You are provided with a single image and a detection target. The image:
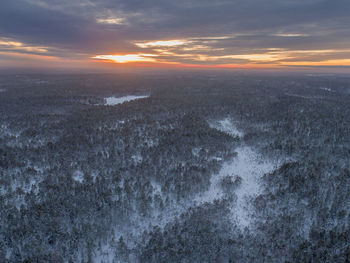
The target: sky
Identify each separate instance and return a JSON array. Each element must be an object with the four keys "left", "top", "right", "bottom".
[{"left": 1, "top": 0, "right": 350, "bottom": 72}]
